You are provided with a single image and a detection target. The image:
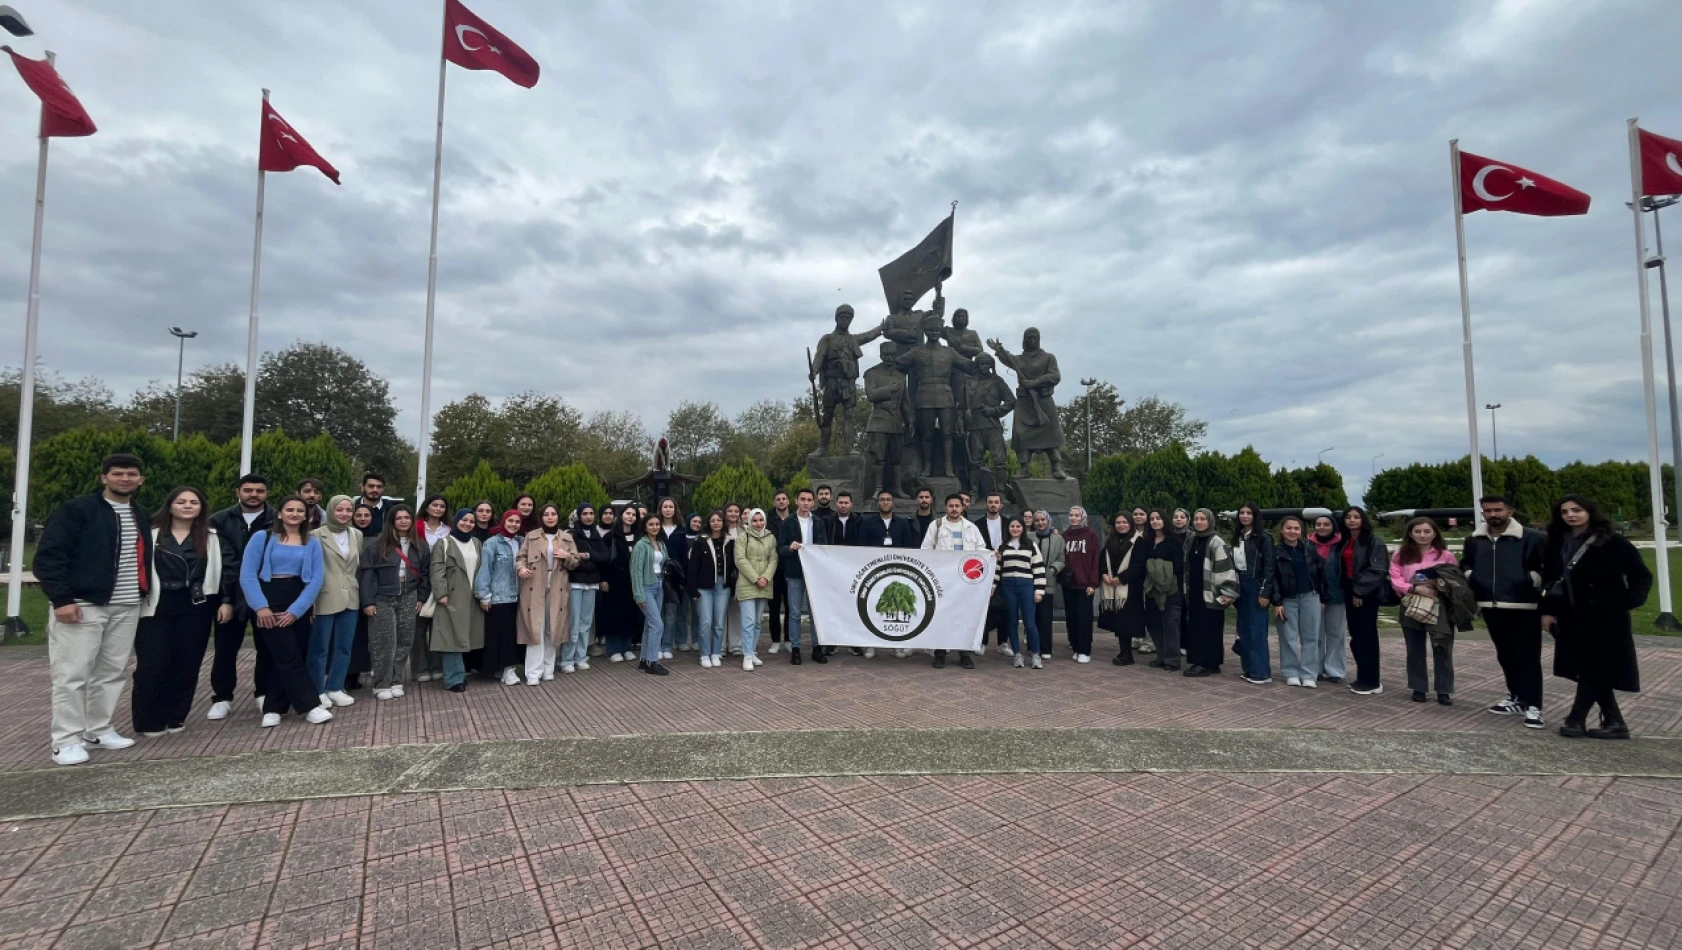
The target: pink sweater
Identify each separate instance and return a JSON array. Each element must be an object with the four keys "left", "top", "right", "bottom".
[{"left": 1389, "top": 547, "right": 1457, "bottom": 598}]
